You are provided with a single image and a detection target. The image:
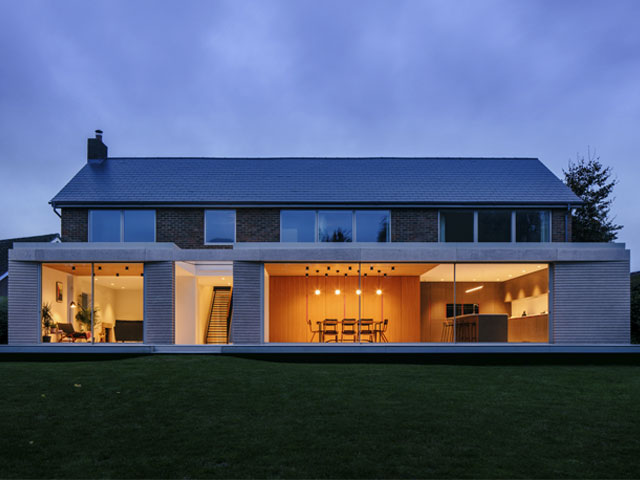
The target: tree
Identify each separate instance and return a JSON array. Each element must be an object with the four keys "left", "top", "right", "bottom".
[{"left": 563, "top": 148, "right": 622, "bottom": 242}]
